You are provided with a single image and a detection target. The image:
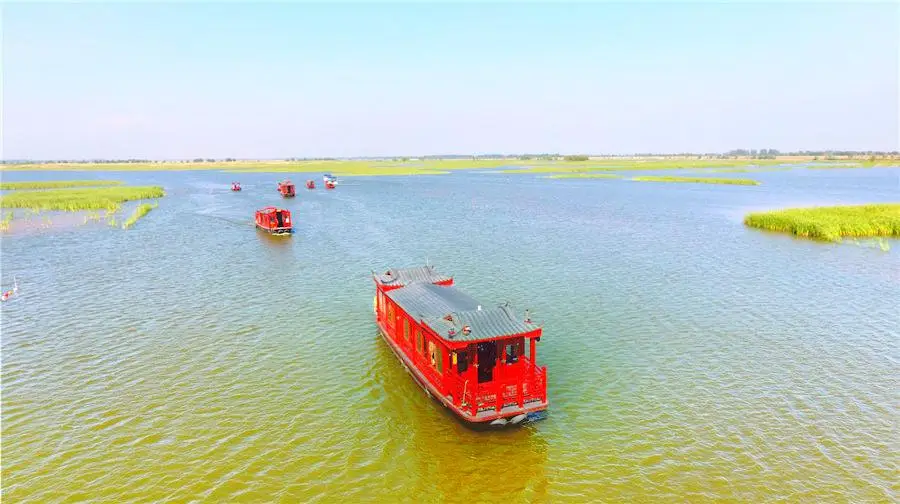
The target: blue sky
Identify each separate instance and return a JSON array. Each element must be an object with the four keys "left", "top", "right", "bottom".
[{"left": 3, "top": 2, "right": 898, "bottom": 159}]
